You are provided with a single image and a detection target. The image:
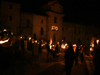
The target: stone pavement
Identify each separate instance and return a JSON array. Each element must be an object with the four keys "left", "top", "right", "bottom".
[
  {"left": 24, "top": 49, "right": 88, "bottom": 75},
  {"left": 0, "top": 49, "right": 89, "bottom": 75},
  {"left": 83, "top": 53, "right": 95, "bottom": 75}
]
